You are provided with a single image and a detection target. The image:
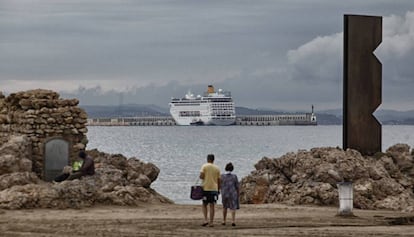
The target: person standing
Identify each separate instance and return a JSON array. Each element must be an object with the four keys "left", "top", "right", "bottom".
[
  {"left": 220, "top": 162, "right": 240, "bottom": 226},
  {"left": 199, "top": 154, "right": 221, "bottom": 227}
]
